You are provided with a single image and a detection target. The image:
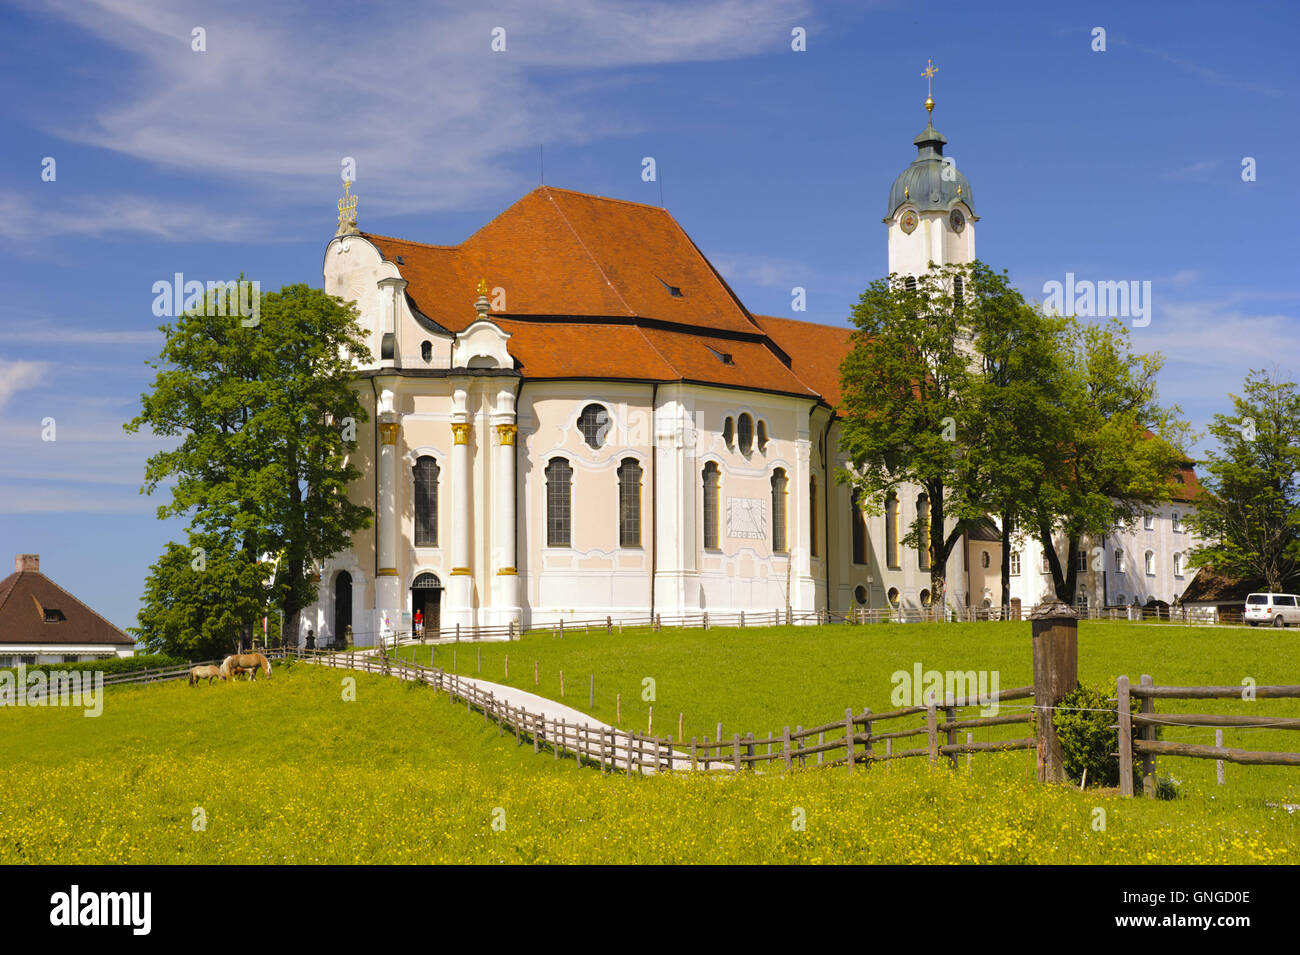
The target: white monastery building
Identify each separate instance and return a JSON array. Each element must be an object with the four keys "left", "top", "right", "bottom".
[{"left": 303, "top": 95, "right": 1199, "bottom": 644}]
